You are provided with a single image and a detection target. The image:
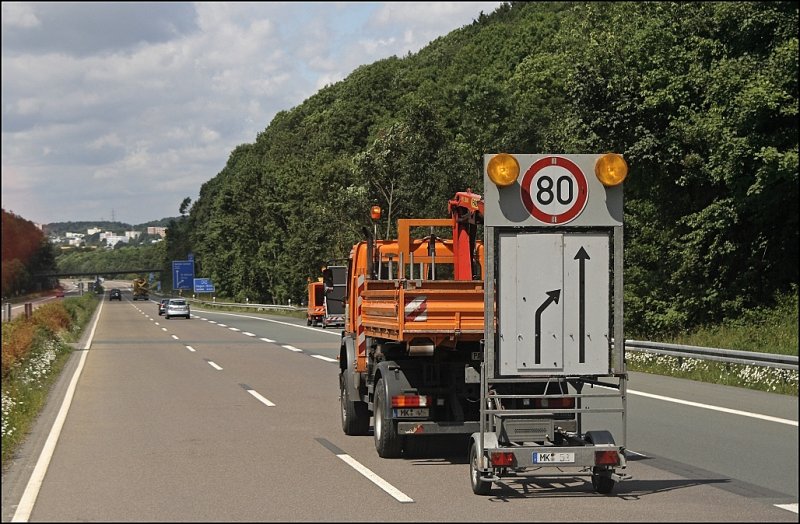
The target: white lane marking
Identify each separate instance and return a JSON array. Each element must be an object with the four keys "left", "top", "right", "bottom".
[
  {"left": 208, "top": 320, "right": 217, "bottom": 324},
  {"left": 192, "top": 308, "right": 340, "bottom": 336},
  {"left": 161, "top": 327, "right": 167, "bottom": 332},
  {"left": 200, "top": 317, "right": 207, "bottom": 320},
  {"left": 260, "top": 337, "right": 275, "bottom": 343},
  {"left": 311, "top": 355, "right": 337, "bottom": 363},
  {"left": 154, "top": 322, "right": 160, "bottom": 325},
  {"left": 629, "top": 389, "right": 798, "bottom": 427},
  {"left": 186, "top": 346, "right": 196, "bottom": 352},
  {"left": 242, "top": 332, "right": 256, "bottom": 337},
  {"left": 207, "top": 361, "right": 223, "bottom": 371},
  {"left": 217, "top": 324, "right": 227, "bottom": 327},
  {"left": 171, "top": 335, "right": 179, "bottom": 340},
  {"left": 12, "top": 299, "right": 105, "bottom": 522},
  {"left": 247, "top": 389, "right": 276, "bottom": 407},
  {"left": 625, "top": 449, "right": 649, "bottom": 458},
  {"left": 229, "top": 327, "right": 241, "bottom": 332},
  {"left": 335, "top": 453, "right": 414, "bottom": 503},
  {"left": 775, "top": 503, "right": 798, "bottom": 514},
  {"left": 282, "top": 345, "right": 303, "bottom": 352}
]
